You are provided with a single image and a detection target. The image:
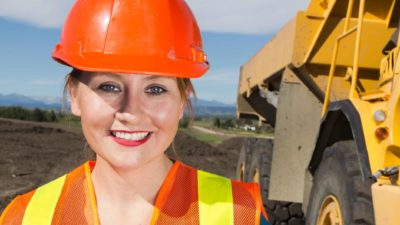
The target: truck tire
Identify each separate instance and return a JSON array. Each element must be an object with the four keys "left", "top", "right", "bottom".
[
  {"left": 236, "top": 138, "right": 258, "bottom": 181},
  {"left": 248, "top": 139, "right": 305, "bottom": 225},
  {"left": 306, "top": 141, "right": 375, "bottom": 225}
]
